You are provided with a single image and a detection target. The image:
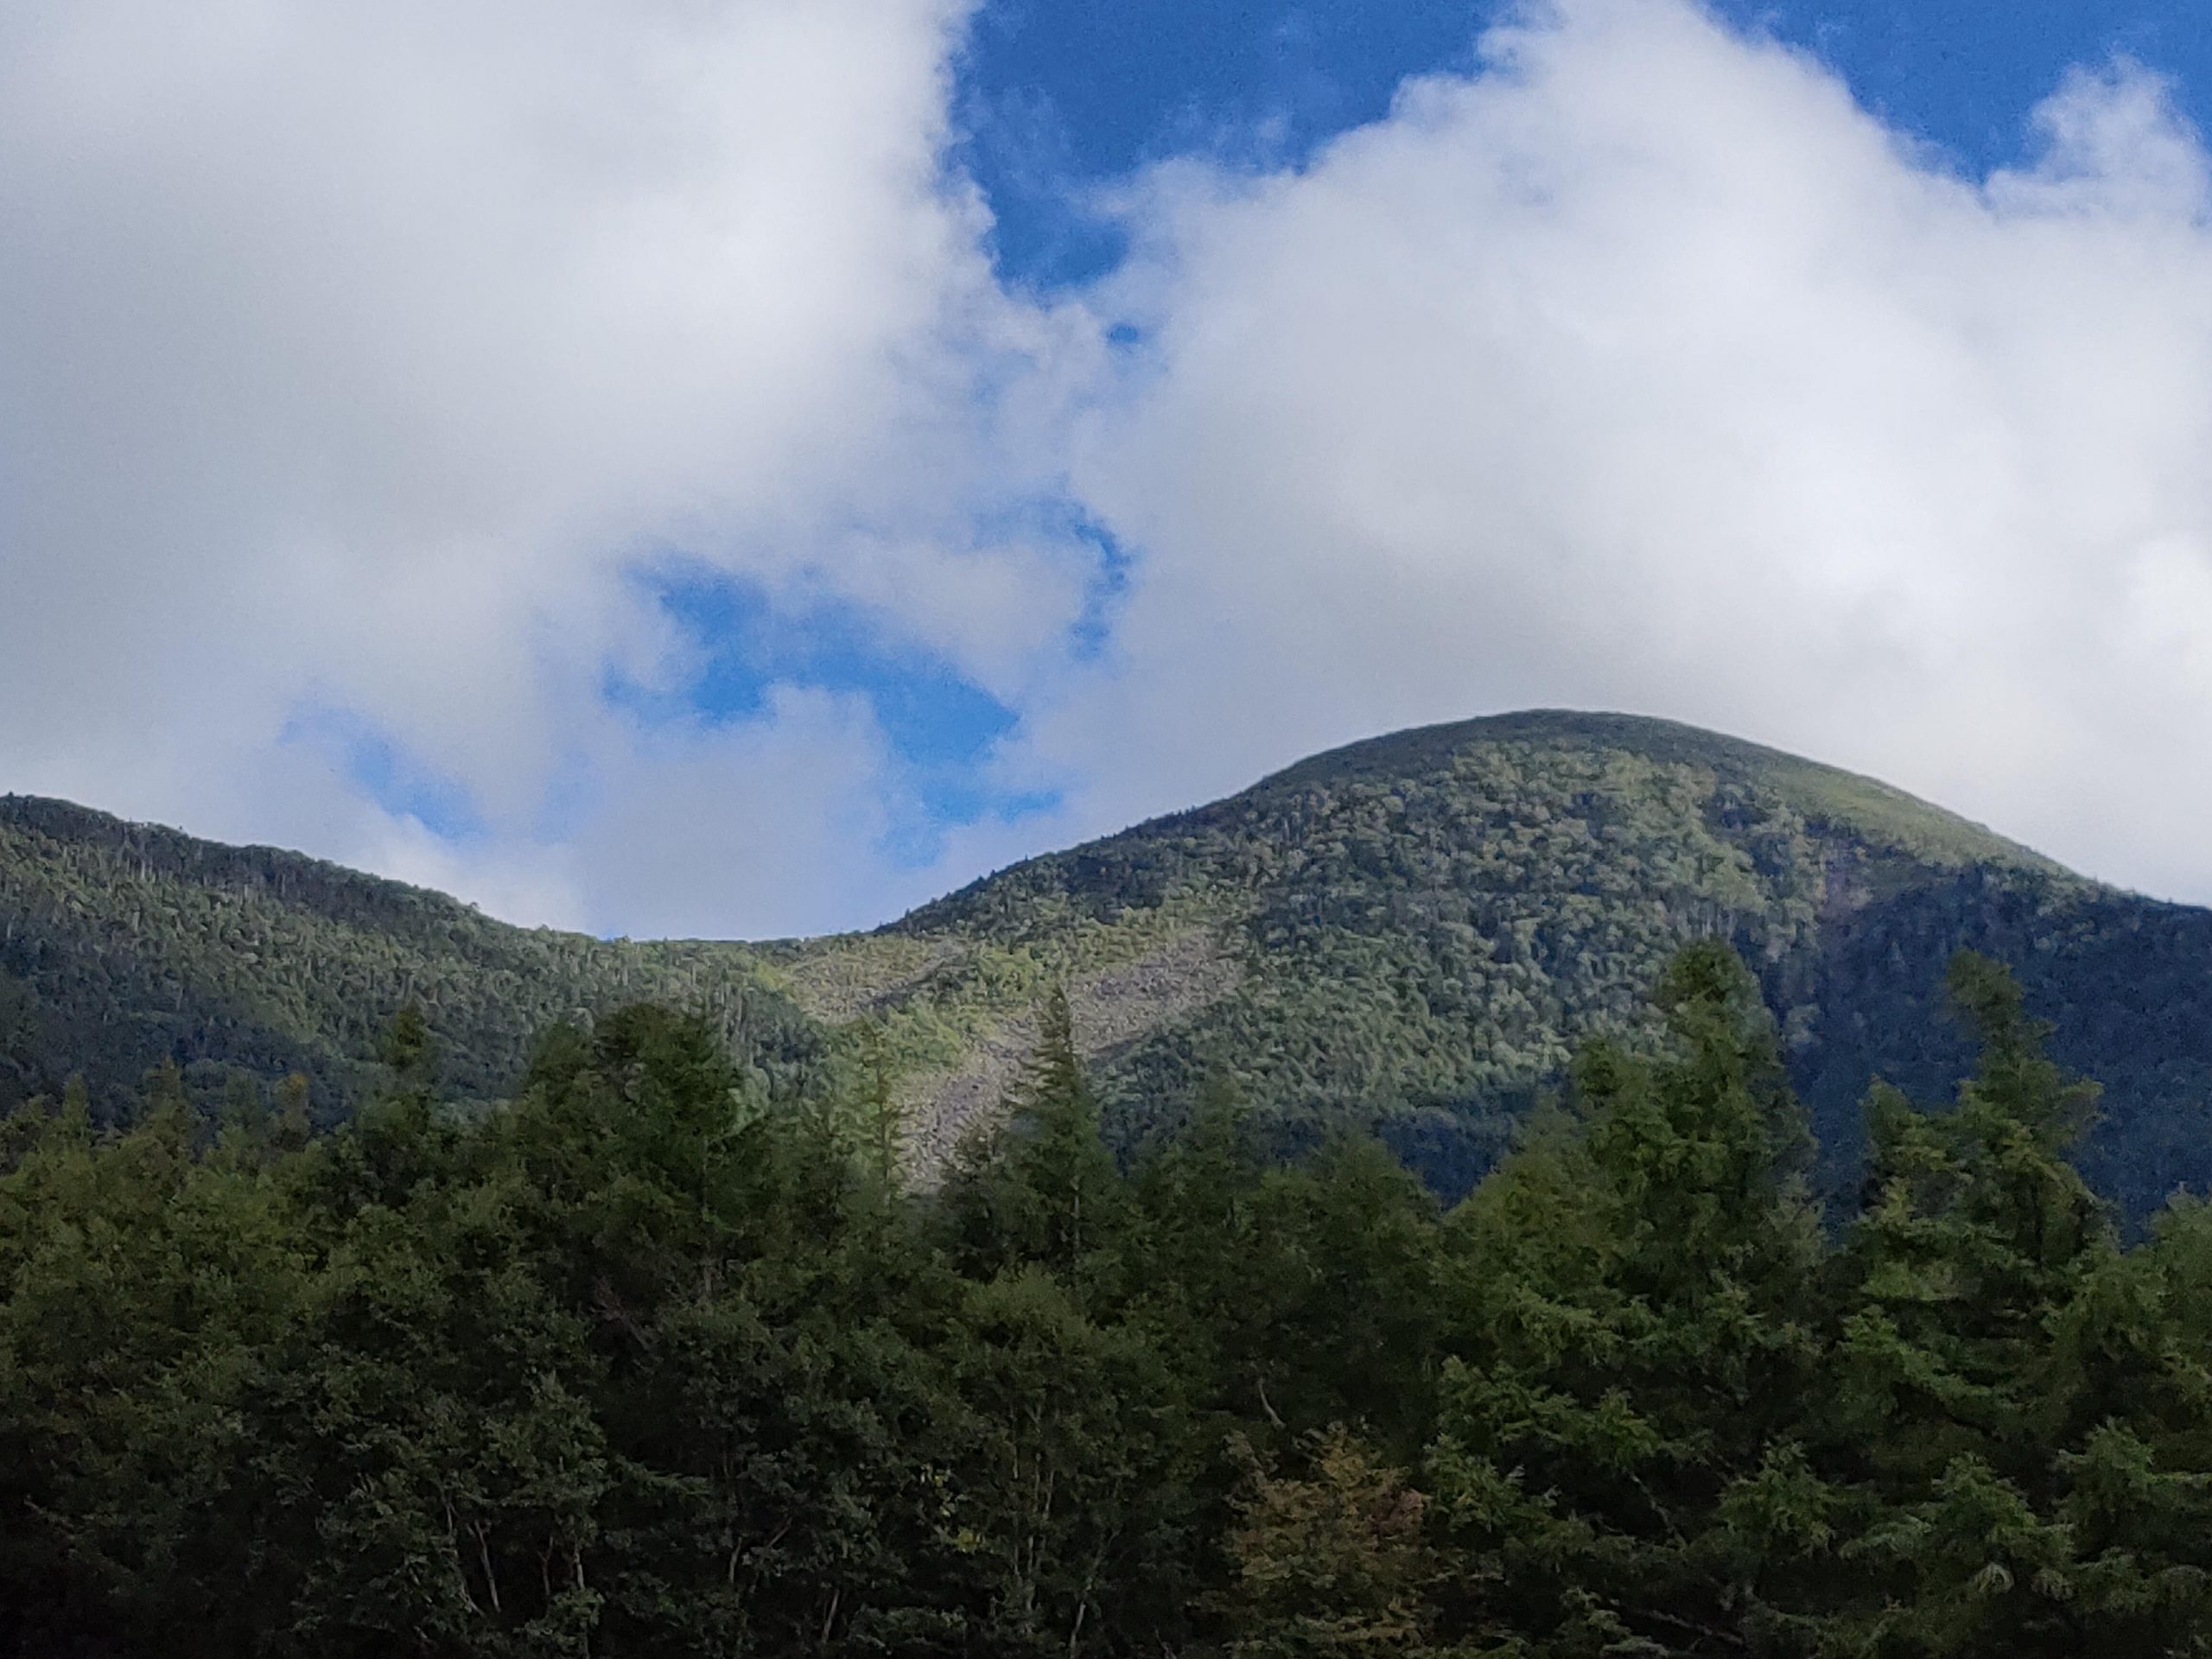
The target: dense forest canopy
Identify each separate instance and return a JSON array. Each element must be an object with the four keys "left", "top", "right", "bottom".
[{"left": 8, "top": 944, "right": 2212, "bottom": 1655}]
